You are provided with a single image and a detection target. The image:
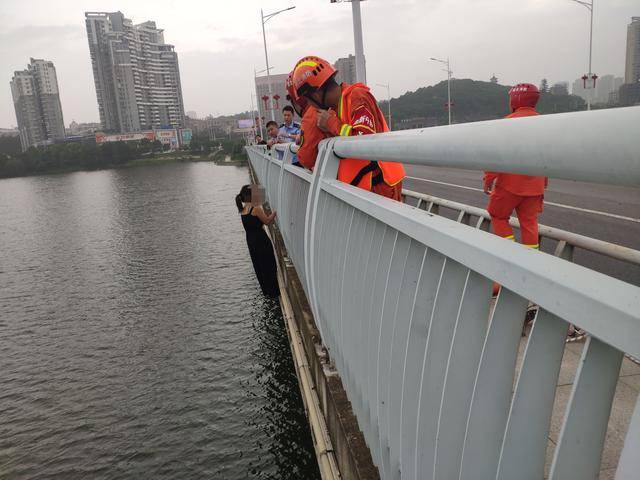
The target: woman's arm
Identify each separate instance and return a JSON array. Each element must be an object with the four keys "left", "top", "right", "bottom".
[{"left": 253, "top": 206, "right": 276, "bottom": 225}]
